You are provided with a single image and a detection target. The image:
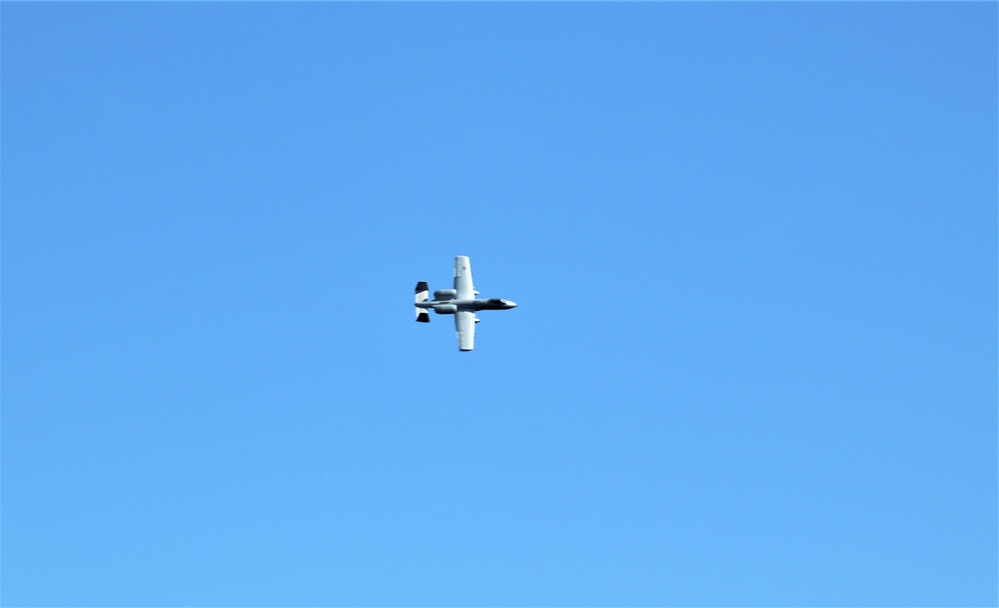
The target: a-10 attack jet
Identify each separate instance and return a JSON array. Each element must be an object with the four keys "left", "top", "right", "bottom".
[{"left": 415, "top": 256, "right": 517, "bottom": 351}]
